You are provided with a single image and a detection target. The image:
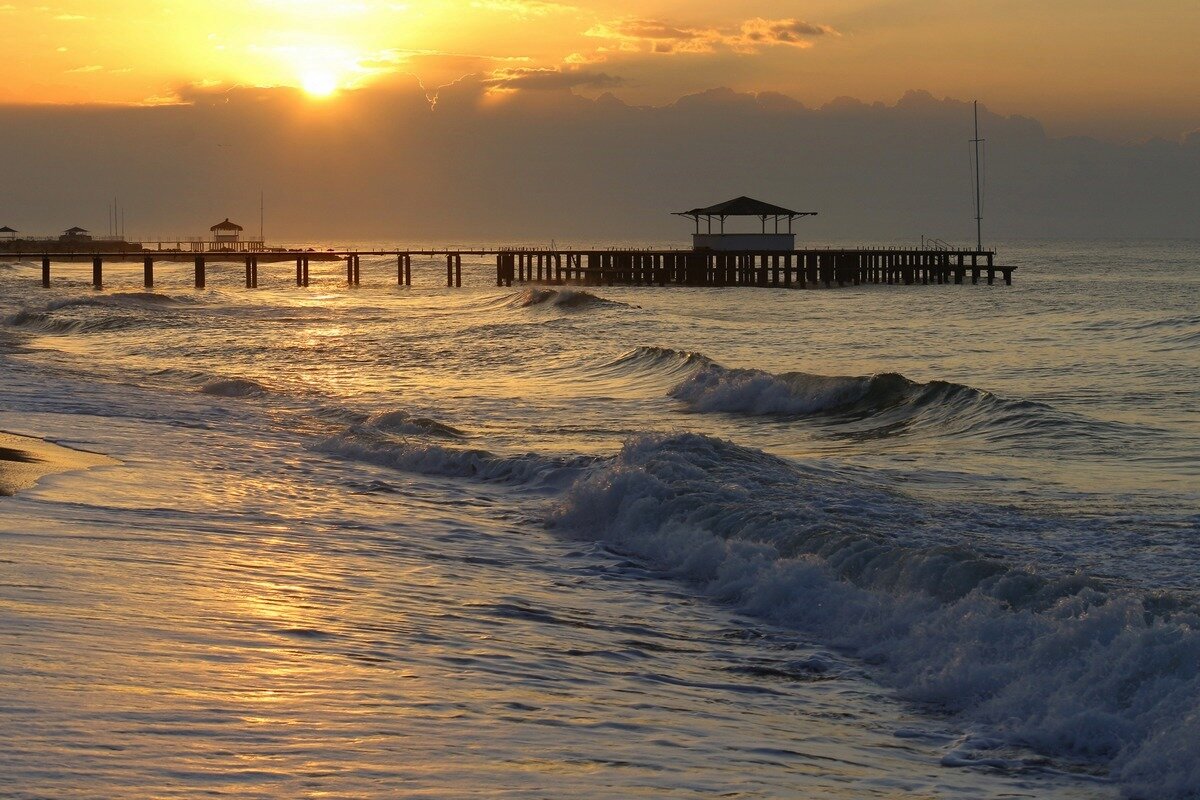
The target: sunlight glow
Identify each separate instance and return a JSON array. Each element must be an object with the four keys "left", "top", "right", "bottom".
[{"left": 301, "top": 70, "right": 340, "bottom": 98}]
